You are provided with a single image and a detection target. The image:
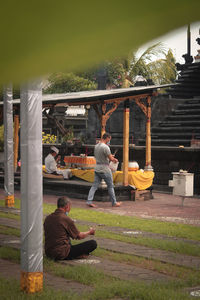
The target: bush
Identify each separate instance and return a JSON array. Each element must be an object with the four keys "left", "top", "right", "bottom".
[{"left": 43, "top": 72, "right": 97, "bottom": 94}]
